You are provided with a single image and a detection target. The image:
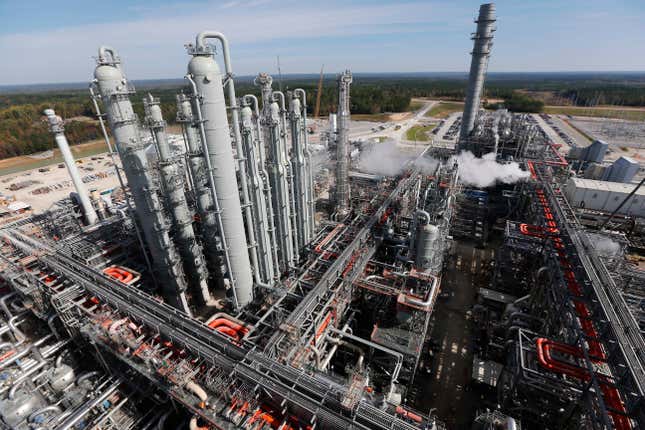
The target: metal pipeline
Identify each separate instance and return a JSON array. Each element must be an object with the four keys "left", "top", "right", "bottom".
[
  {"left": 294, "top": 88, "right": 316, "bottom": 240},
  {"left": 55, "top": 380, "right": 120, "bottom": 430},
  {"left": 185, "top": 380, "right": 208, "bottom": 406},
  {"left": 244, "top": 94, "right": 280, "bottom": 280},
  {"left": 0, "top": 334, "right": 53, "bottom": 370},
  {"left": 274, "top": 90, "right": 300, "bottom": 260},
  {"left": 240, "top": 100, "right": 275, "bottom": 285},
  {"left": 28, "top": 405, "right": 62, "bottom": 423},
  {"left": 76, "top": 371, "right": 102, "bottom": 386},
  {"left": 0, "top": 292, "right": 17, "bottom": 318},
  {"left": 328, "top": 327, "right": 402, "bottom": 395},
  {"left": 189, "top": 415, "right": 209, "bottom": 430}
]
